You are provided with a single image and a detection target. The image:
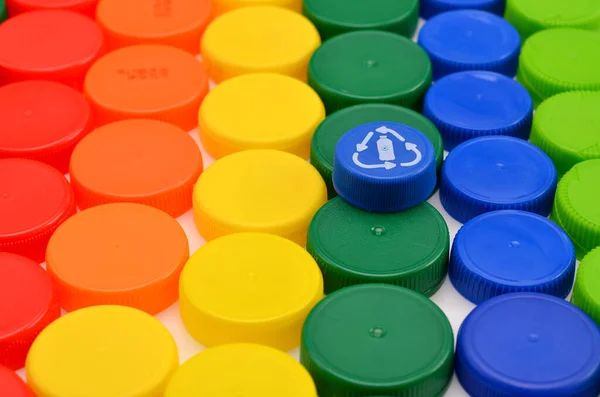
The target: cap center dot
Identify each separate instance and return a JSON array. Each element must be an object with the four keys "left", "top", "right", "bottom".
[
  {"left": 370, "top": 226, "right": 386, "bottom": 236},
  {"left": 528, "top": 333, "right": 540, "bottom": 343},
  {"left": 365, "top": 59, "right": 378, "bottom": 68},
  {"left": 509, "top": 240, "right": 521, "bottom": 248},
  {"left": 369, "top": 326, "right": 387, "bottom": 339}
]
